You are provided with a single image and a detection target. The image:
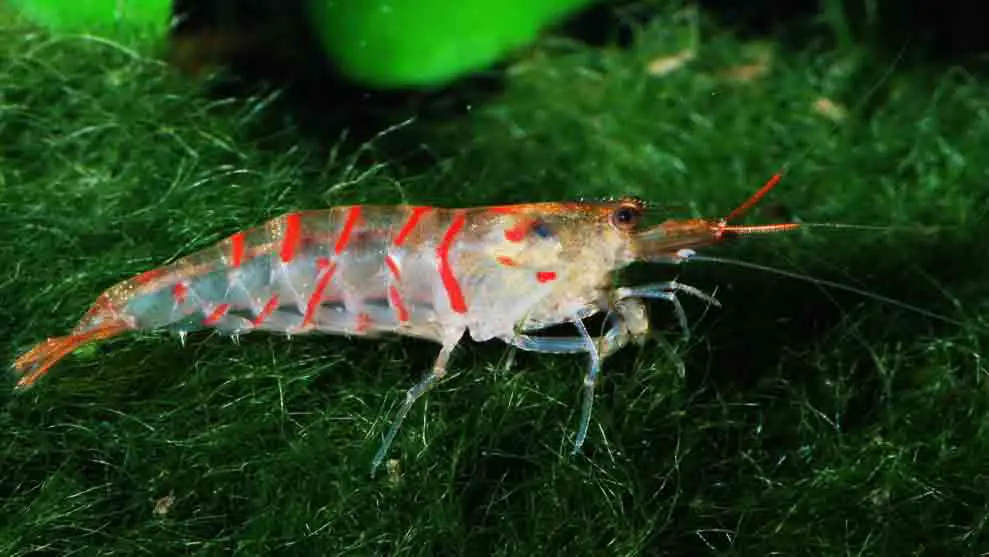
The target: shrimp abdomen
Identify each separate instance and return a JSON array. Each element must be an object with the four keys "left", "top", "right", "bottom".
[{"left": 116, "top": 206, "right": 470, "bottom": 340}]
